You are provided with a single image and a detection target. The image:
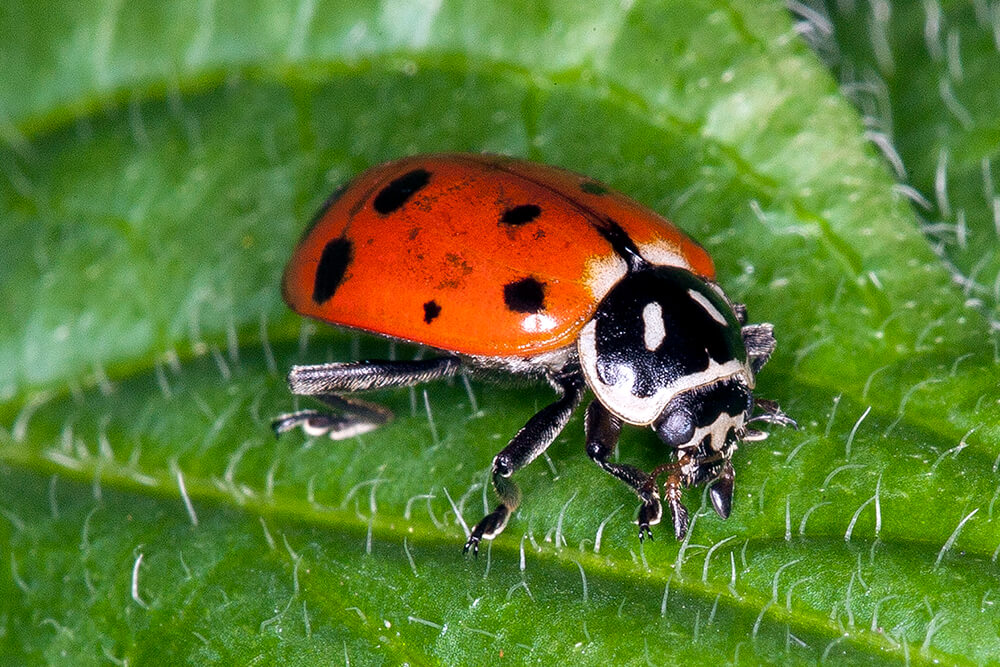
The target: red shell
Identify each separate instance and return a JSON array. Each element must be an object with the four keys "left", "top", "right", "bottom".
[{"left": 282, "top": 153, "right": 714, "bottom": 357}]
